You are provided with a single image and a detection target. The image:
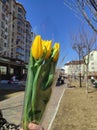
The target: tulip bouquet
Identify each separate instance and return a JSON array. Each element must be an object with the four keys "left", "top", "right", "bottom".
[{"left": 21, "top": 35, "right": 60, "bottom": 130}]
